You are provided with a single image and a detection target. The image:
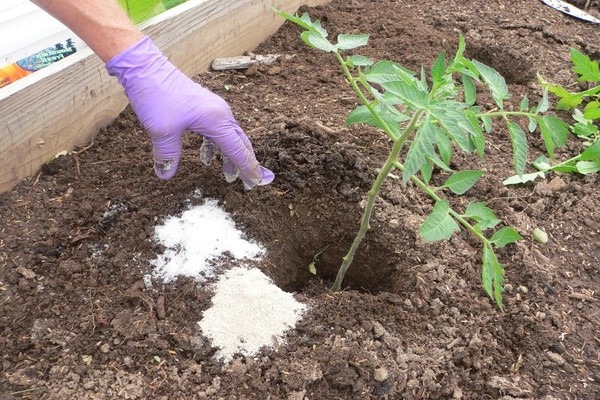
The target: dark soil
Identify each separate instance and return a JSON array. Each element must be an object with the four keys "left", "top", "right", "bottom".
[{"left": 2, "top": 0, "right": 600, "bottom": 399}]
